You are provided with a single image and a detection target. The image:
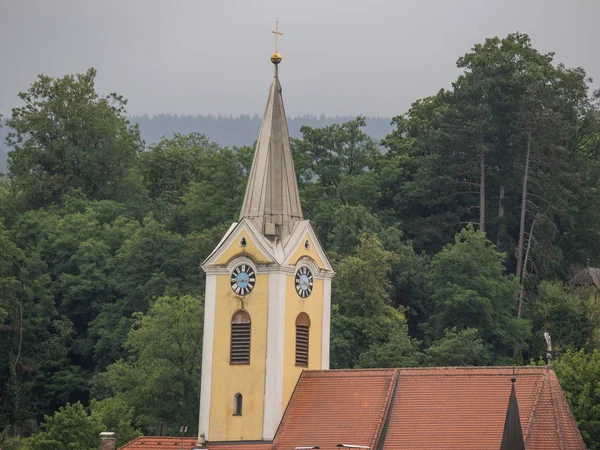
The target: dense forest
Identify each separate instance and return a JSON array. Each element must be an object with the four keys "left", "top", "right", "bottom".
[{"left": 1, "top": 33, "right": 600, "bottom": 449}]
